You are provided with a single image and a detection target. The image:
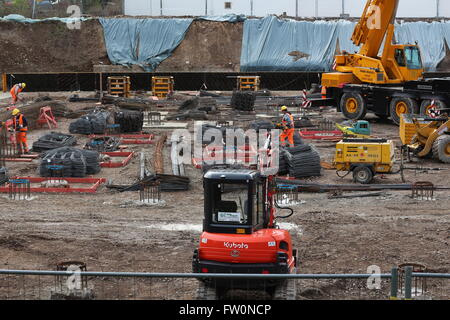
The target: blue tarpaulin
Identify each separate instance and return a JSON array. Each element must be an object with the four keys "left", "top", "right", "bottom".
[
  {"left": 395, "top": 22, "right": 446, "bottom": 71},
  {"left": 197, "top": 14, "right": 247, "bottom": 23},
  {"left": 6, "top": 13, "right": 448, "bottom": 72},
  {"left": 240, "top": 16, "right": 449, "bottom": 72},
  {"left": 0, "top": 14, "right": 89, "bottom": 24},
  {"left": 99, "top": 18, "right": 193, "bottom": 71},
  {"left": 240, "top": 16, "right": 340, "bottom": 72},
  {"left": 99, "top": 15, "right": 245, "bottom": 71},
  {"left": 336, "top": 21, "right": 359, "bottom": 54}
]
